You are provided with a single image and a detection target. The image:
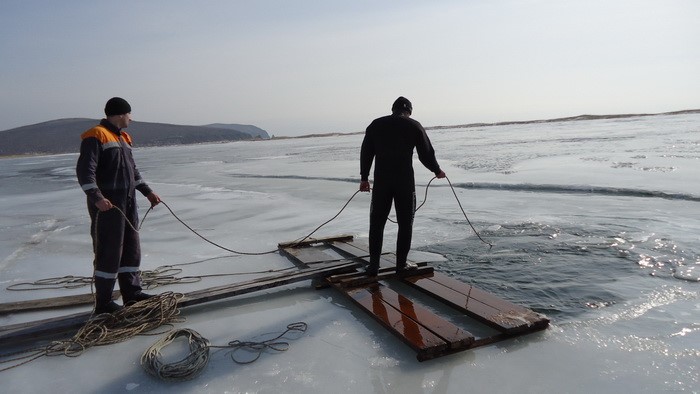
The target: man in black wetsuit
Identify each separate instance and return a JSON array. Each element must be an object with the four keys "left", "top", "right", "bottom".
[{"left": 359, "top": 97, "right": 446, "bottom": 276}]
